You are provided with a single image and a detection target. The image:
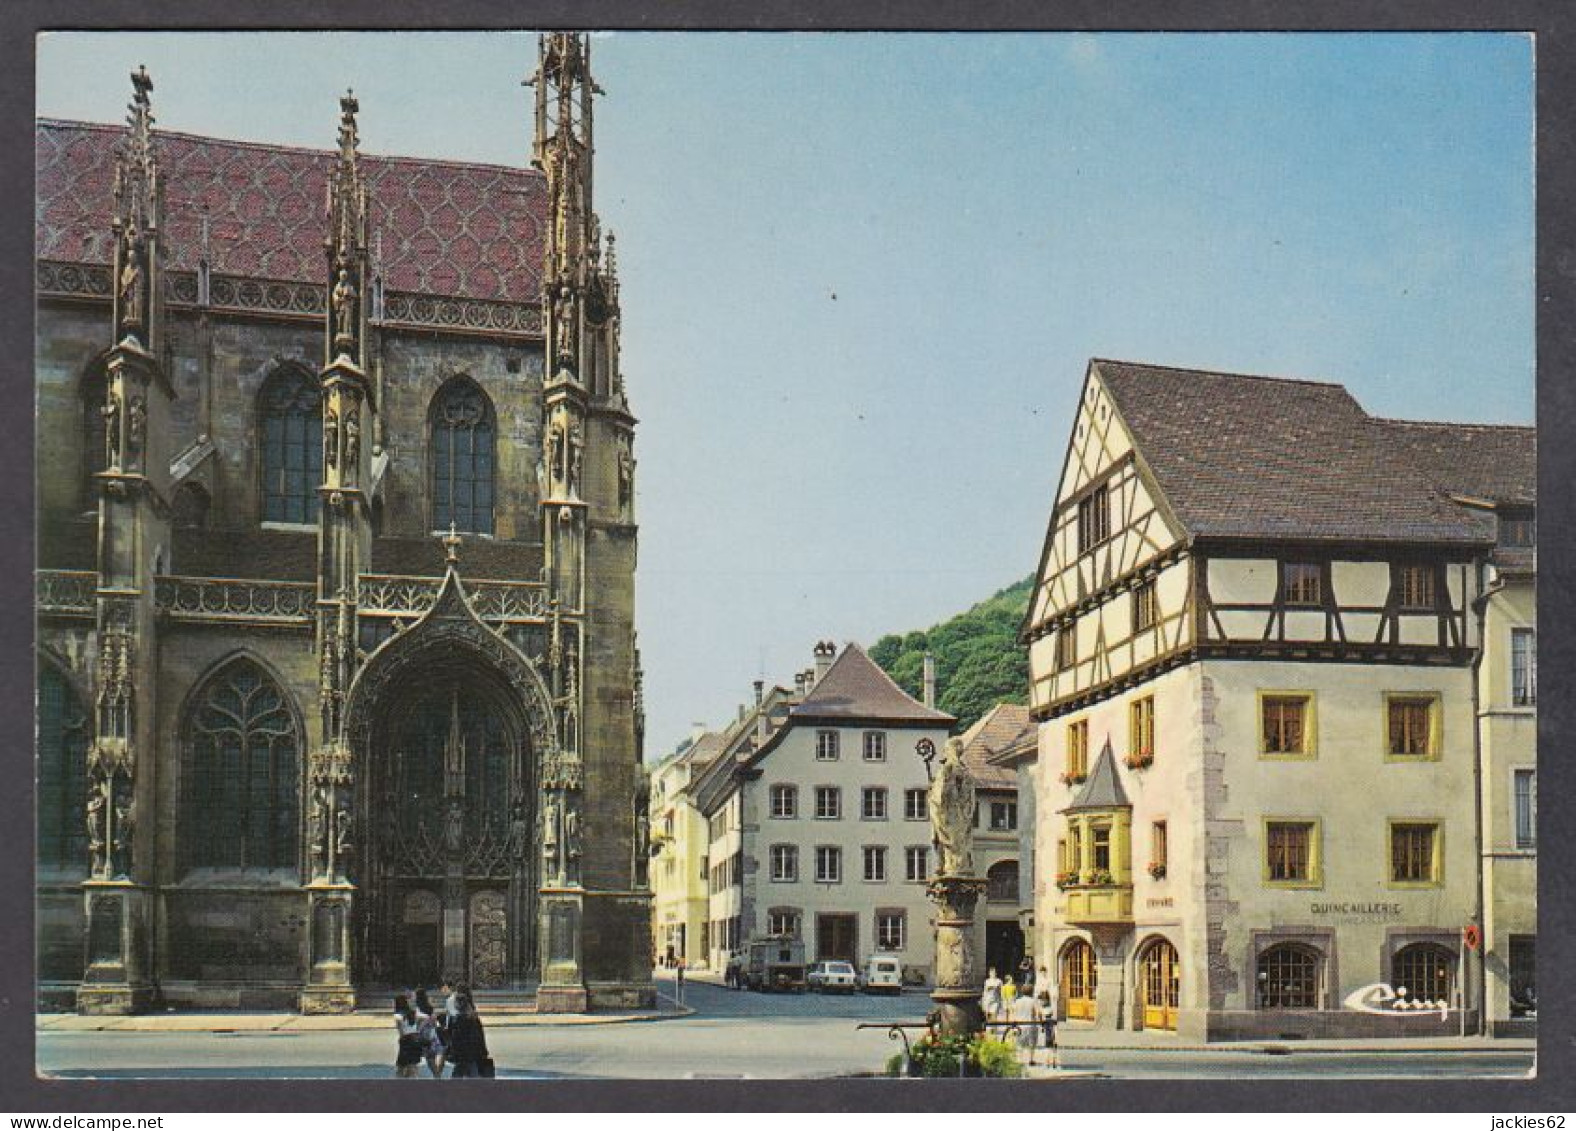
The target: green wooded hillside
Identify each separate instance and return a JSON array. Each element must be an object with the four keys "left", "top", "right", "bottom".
[{"left": 868, "top": 575, "right": 1034, "bottom": 732}]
